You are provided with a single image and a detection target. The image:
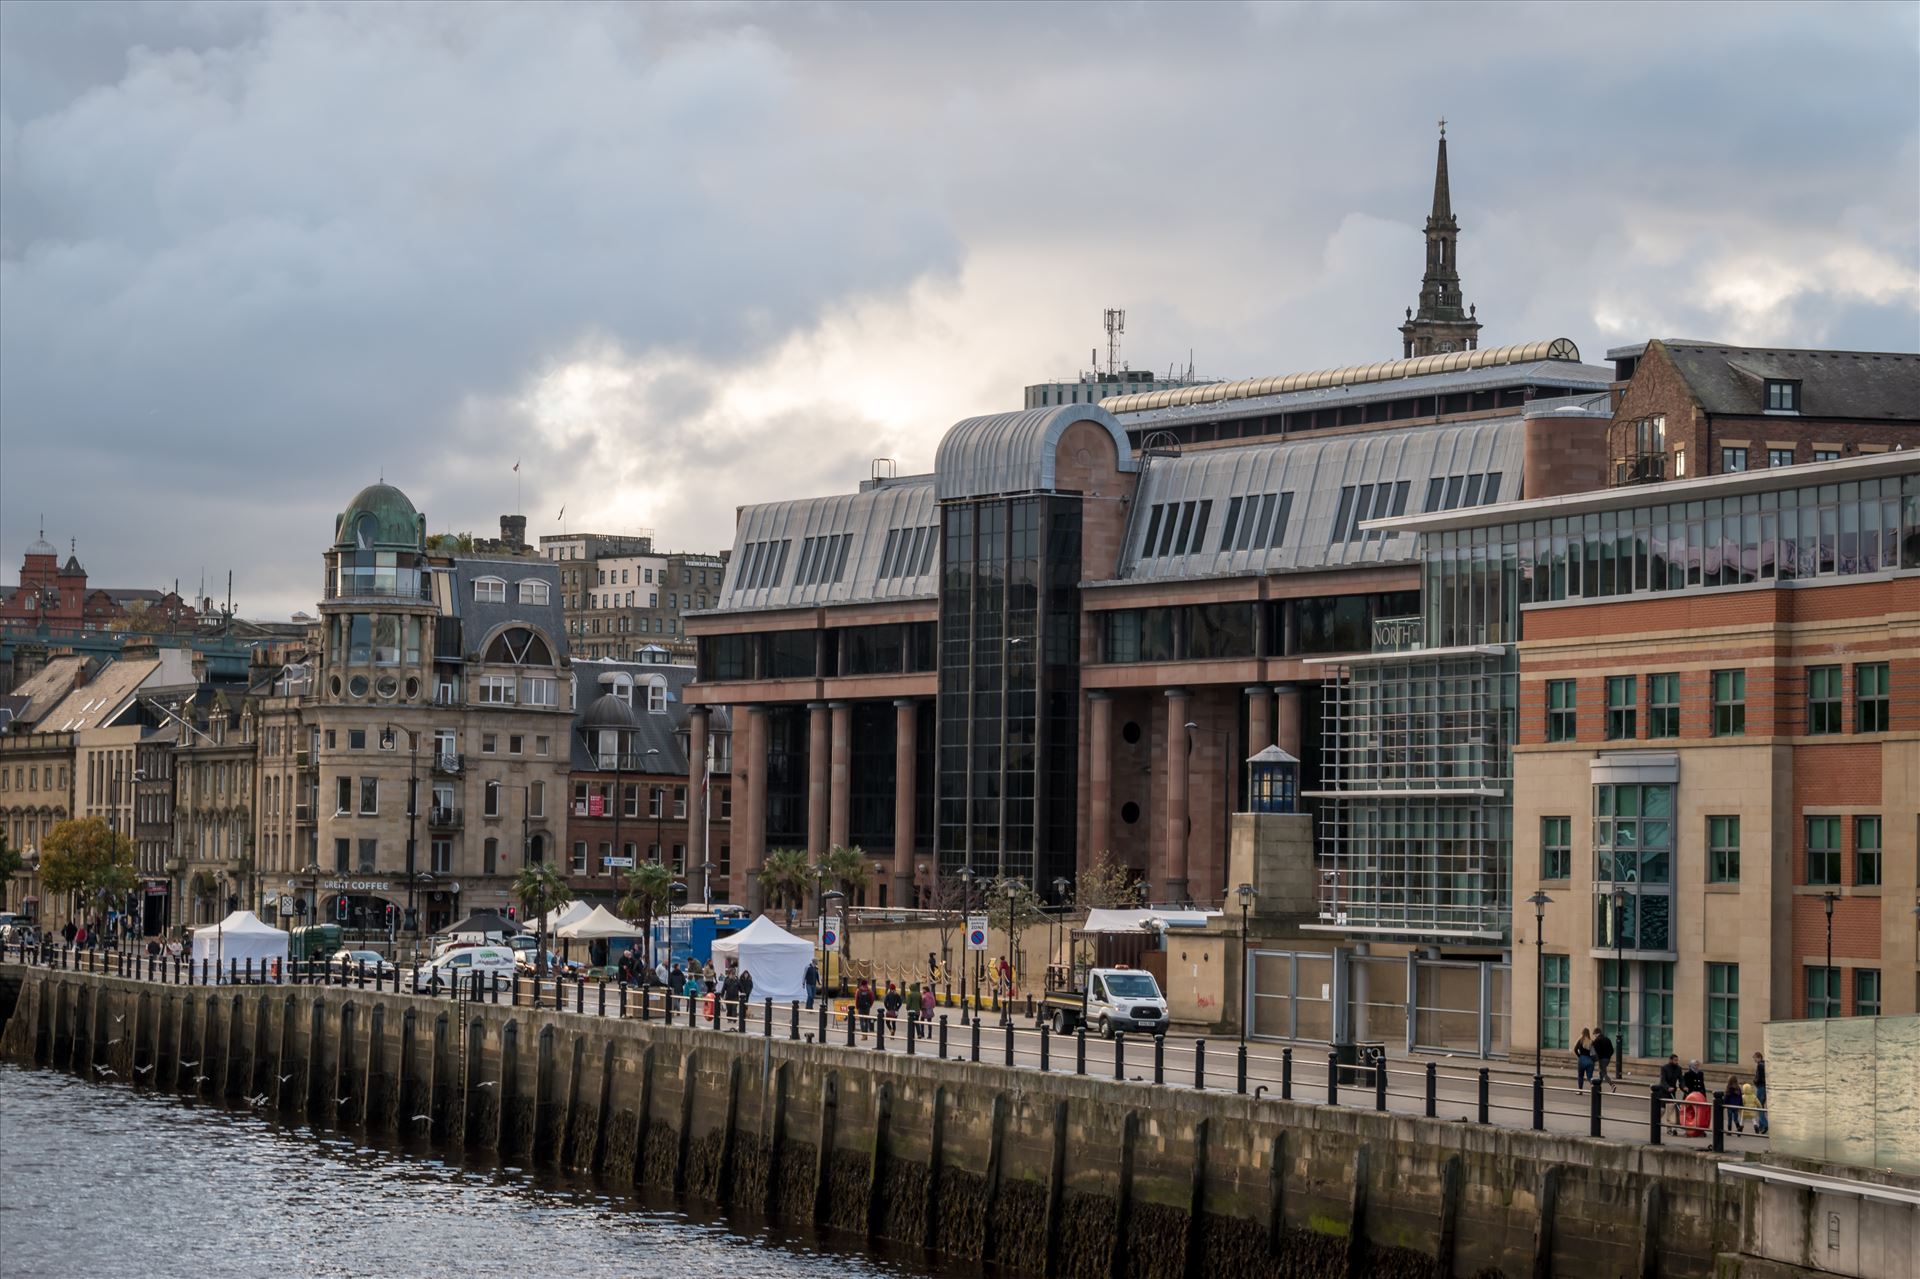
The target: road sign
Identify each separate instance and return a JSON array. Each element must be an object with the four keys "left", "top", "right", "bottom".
[
  {"left": 821, "top": 915, "right": 840, "bottom": 949},
  {"left": 966, "top": 914, "right": 989, "bottom": 951}
]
